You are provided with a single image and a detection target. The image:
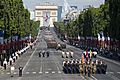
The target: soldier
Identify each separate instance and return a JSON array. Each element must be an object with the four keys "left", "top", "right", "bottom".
[
  {"left": 87, "top": 65, "right": 91, "bottom": 77},
  {"left": 3, "top": 58, "right": 7, "bottom": 70},
  {"left": 19, "top": 66, "right": 23, "bottom": 77},
  {"left": 17, "top": 50, "right": 21, "bottom": 57},
  {"left": 42, "top": 50, "right": 45, "bottom": 57},
  {"left": 15, "top": 52, "right": 19, "bottom": 60},
  {"left": 68, "top": 60, "right": 72, "bottom": 74},
  {"left": 13, "top": 54, "right": 16, "bottom": 63},
  {"left": 76, "top": 60, "right": 80, "bottom": 73},
  {"left": 30, "top": 42, "right": 33, "bottom": 49},
  {"left": 71, "top": 59, "right": 76, "bottom": 73},
  {"left": 70, "top": 51, "right": 74, "bottom": 58},
  {"left": 9, "top": 56, "right": 13, "bottom": 66},
  {"left": 96, "top": 60, "right": 101, "bottom": 74},
  {"left": 38, "top": 51, "right": 41, "bottom": 57},
  {"left": 66, "top": 51, "right": 69, "bottom": 58},
  {"left": 62, "top": 51, "right": 65, "bottom": 58},
  {"left": 46, "top": 51, "right": 49, "bottom": 58},
  {"left": 63, "top": 60, "right": 68, "bottom": 73},
  {"left": 57, "top": 43, "right": 61, "bottom": 50}
]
